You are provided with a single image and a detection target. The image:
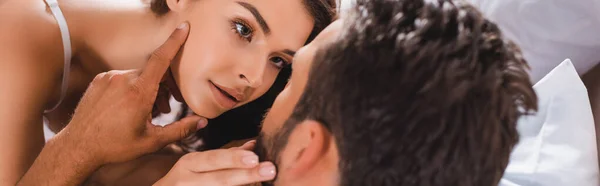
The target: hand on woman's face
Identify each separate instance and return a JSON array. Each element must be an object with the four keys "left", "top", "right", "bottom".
[{"left": 169, "top": 0, "right": 314, "bottom": 118}]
